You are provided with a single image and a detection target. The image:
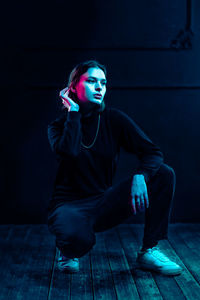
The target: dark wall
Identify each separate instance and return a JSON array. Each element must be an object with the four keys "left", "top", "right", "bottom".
[{"left": 1, "top": 0, "right": 200, "bottom": 224}]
